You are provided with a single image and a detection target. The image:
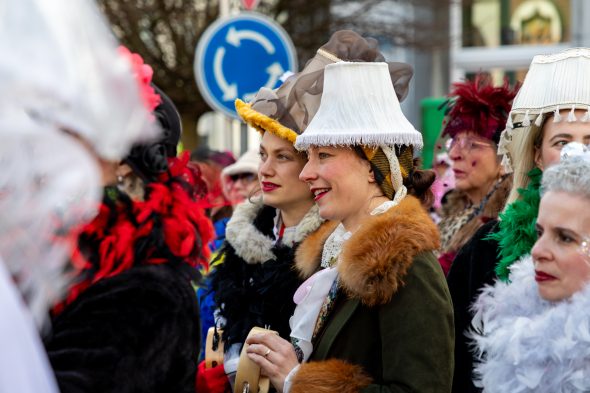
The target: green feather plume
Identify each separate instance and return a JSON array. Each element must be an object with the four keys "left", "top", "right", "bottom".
[{"left": 487, "top": 168, "right": 542, "bottom": 281}]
